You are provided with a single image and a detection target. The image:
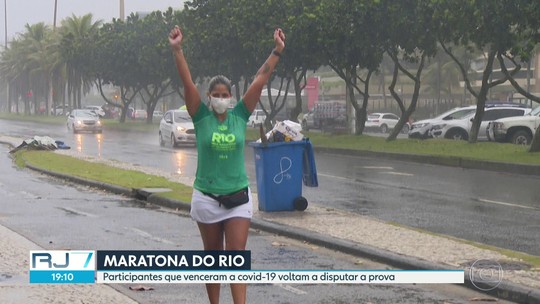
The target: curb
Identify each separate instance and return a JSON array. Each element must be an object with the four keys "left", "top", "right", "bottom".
[{"left": 315, "top": 147, "right": 540, "bottom": 177}]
